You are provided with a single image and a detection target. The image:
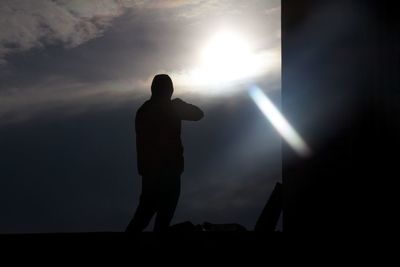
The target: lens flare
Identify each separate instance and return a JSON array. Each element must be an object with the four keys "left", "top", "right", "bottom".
[{"left": 249, "top": 86, "right": 311, "bottom": 157}]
